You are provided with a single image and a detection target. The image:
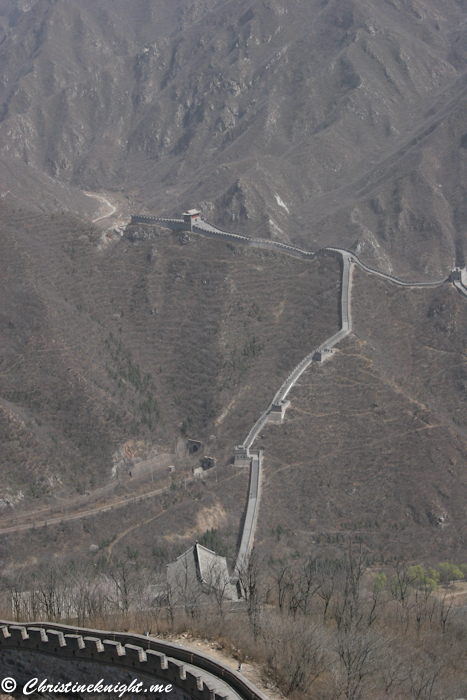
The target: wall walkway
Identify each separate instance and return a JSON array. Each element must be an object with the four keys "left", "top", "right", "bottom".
[
  {"left": 453, "top": 279, "right": 467, "bottom": 298},
  {"left": 235, "top": 451, "right": 262, "bottom": 575}
]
